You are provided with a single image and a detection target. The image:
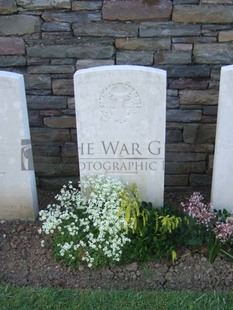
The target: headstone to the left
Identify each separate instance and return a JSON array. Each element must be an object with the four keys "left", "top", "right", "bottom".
[{"left": 0, "top": 71, "right": 38, "bottom": 220}]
